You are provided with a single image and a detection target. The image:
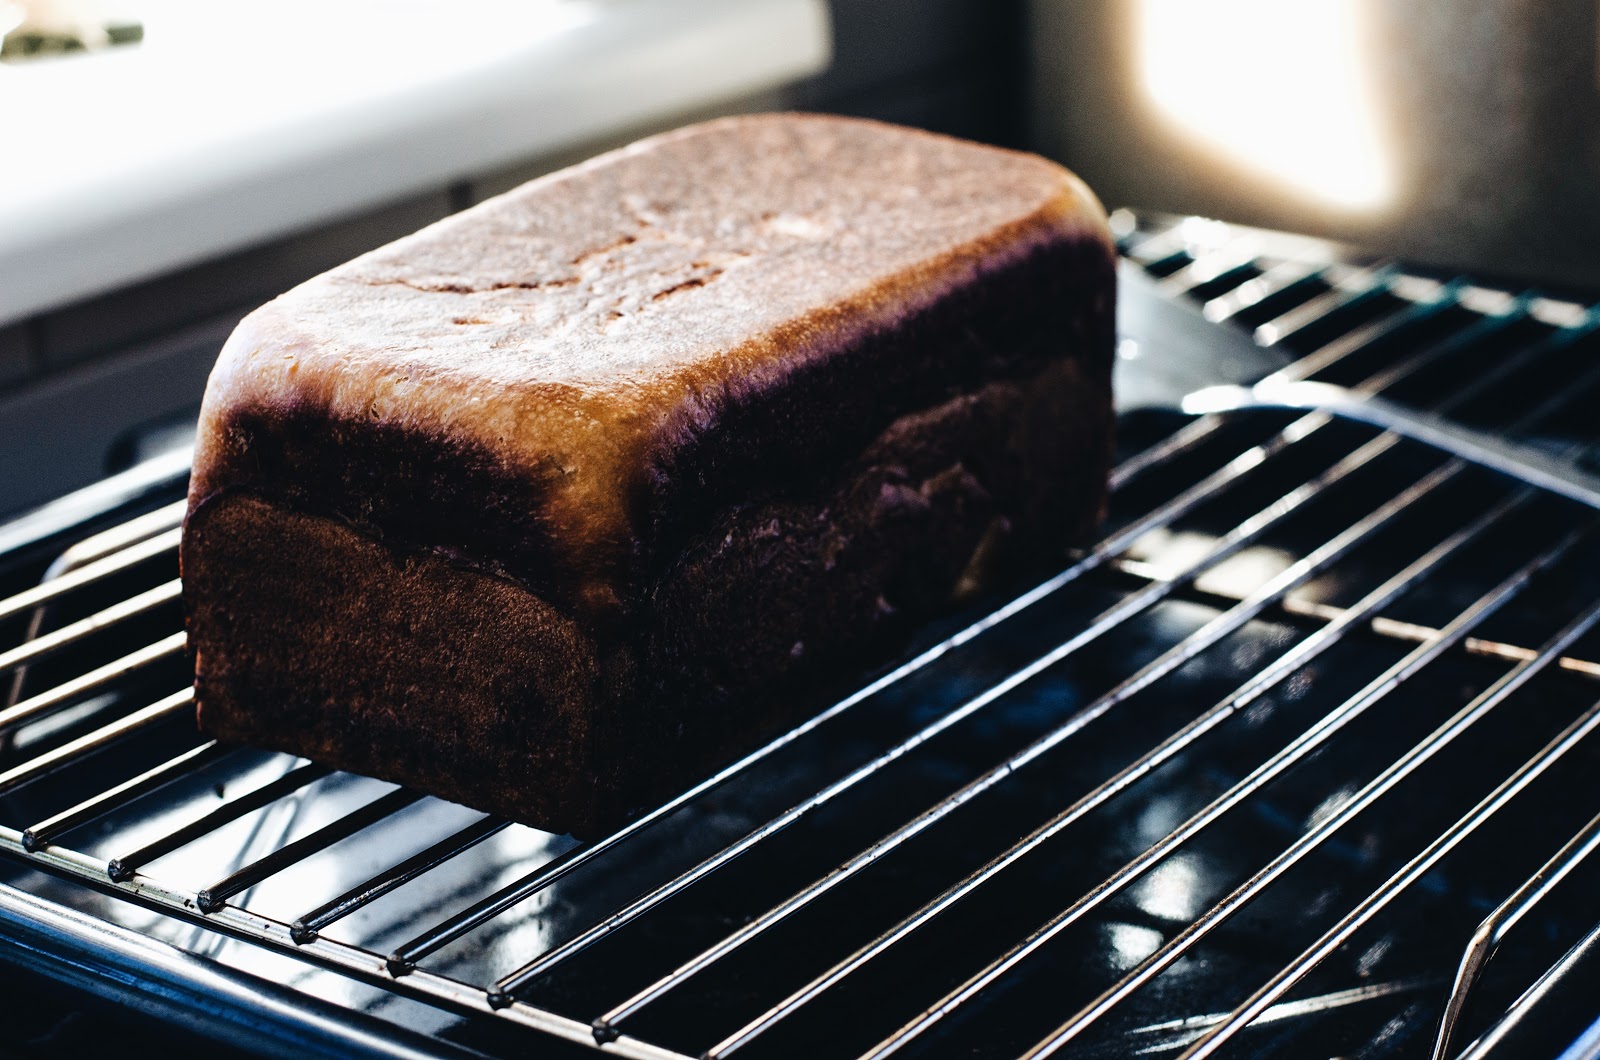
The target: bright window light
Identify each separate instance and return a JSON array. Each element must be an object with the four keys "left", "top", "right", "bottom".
[{"left": 1138, "top": 0, "right": 1395, "bottom": 212}]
